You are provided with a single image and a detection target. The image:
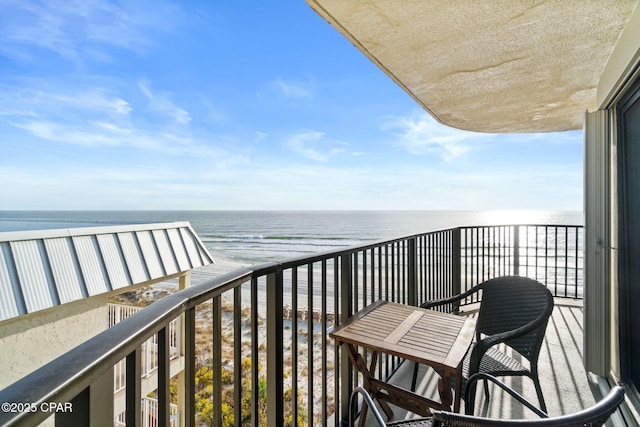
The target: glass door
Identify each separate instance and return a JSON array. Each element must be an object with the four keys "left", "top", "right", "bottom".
[{"left": 617, "top": 75, "right": 640, "bottom": 391}]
